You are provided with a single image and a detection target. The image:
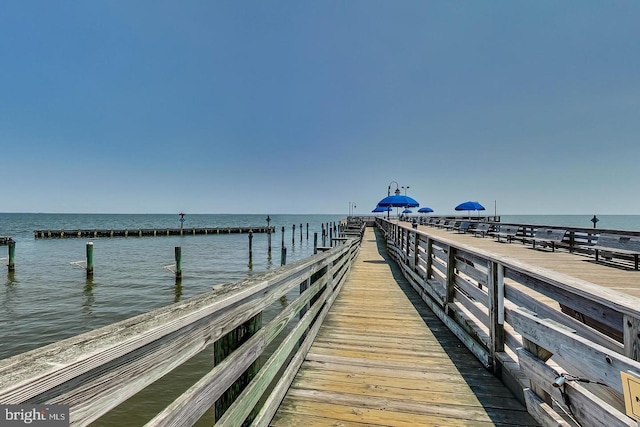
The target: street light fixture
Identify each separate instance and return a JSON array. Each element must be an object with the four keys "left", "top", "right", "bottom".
[
  {"left": 349, "top": 202, "right": 357, "bottom": 217},
  {"left": 402, "top": 185, "right": 410, "bottom": 195}
]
